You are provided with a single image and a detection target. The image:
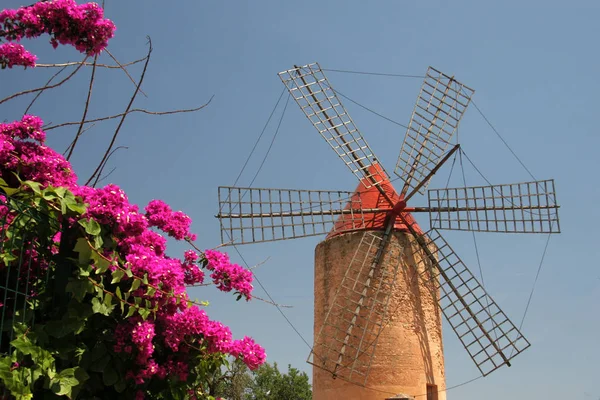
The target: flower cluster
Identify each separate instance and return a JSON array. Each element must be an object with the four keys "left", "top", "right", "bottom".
[
  {"left": 0, "top": 42, "right": 36, "bottom": 68},
  {"left": 0, "top": 115, "right": 76, "bottom": 188},
  {"left": 145, "top": 199, "right": 197, "bottom": 241},
  {"left": 0, "top": 114, "right": 264, "bottom": 388},
  {"left": 0, "top": 0, "right": 116, "bottom": 56},
  {"left": 204, "top": 249, "right": 254, "bottom": 300}
]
